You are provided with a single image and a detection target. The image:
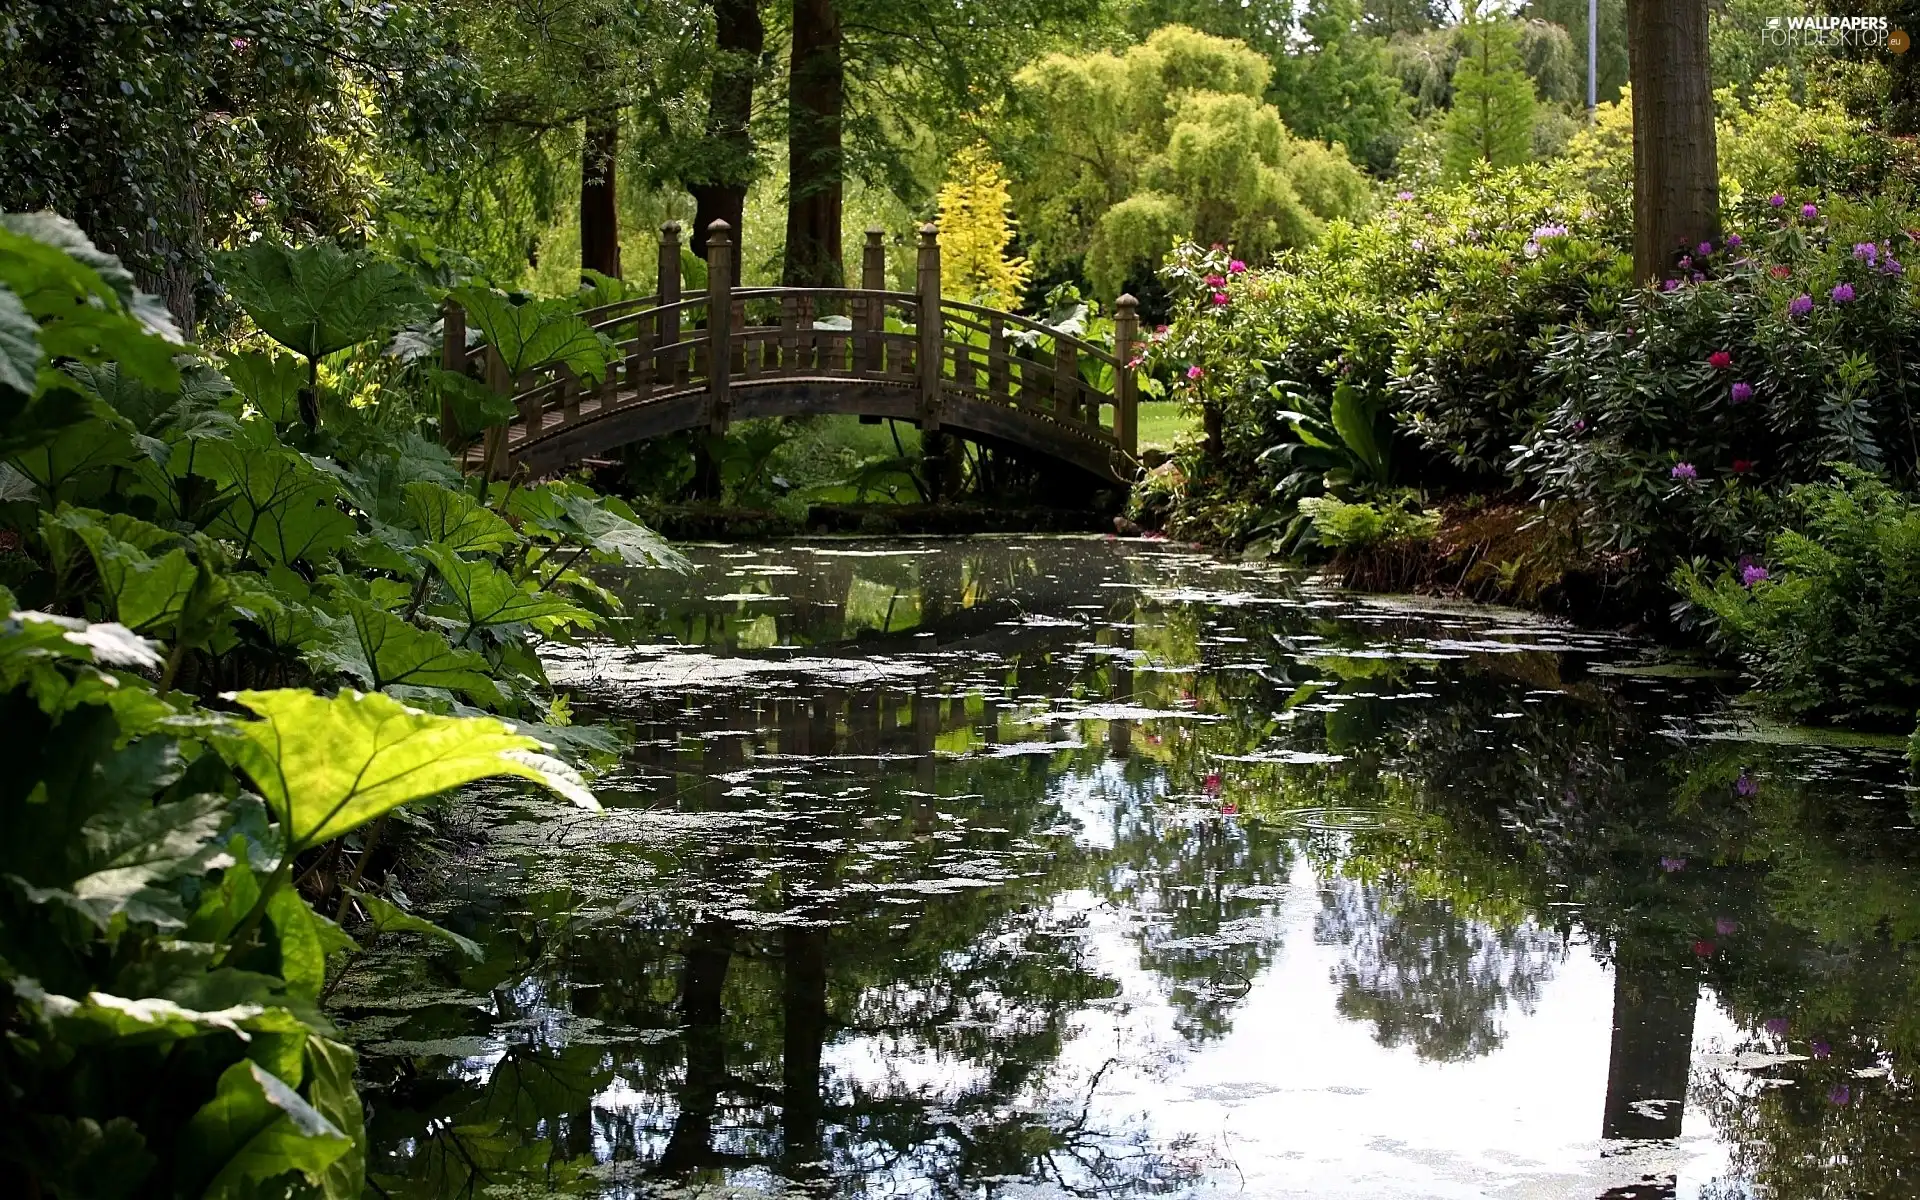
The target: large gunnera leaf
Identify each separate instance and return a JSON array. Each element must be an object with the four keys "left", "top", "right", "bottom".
[
  {"left": 217, "top": 689, "right": 597, "bottom": 852},
  {"left": 218, "top": 240, "right": 433, "bottom": 364}
]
